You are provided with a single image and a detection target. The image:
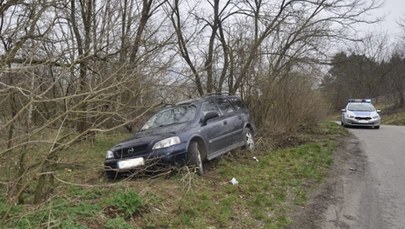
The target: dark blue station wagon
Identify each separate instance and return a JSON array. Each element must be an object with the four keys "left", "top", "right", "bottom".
[{"left": 104, "top": 94, "right": 256, "bottom": 178}]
